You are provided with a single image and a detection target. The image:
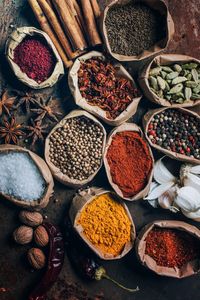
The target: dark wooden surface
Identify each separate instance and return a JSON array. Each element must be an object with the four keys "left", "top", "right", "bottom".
[{"left": 0, "top": 1, "right": 200, "bottom": 300}]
